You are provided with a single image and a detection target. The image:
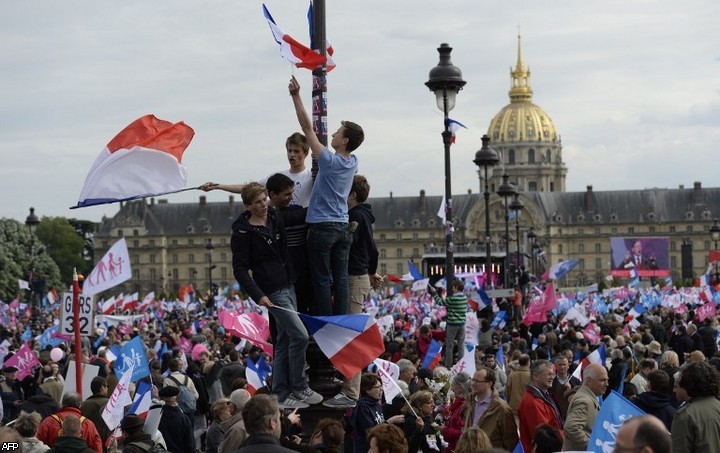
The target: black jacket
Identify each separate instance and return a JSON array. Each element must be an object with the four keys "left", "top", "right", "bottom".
[
  {"left": 47, "top": 435, "right": 95, "bottom": 453},
  {"left": 158, "top": 405, "right": 195, "bottom": 453},
  {"left": 351, "top": 396, "right": 385, "bottom": 453},
  {"left": 231, "top": 207, "right": 307, "bottom": 302},
  {"left": 633, "top": 391, "right": 676, "bottom": 431},
  {"left": 236, "top": 433, "right": 297, "bottom": 453},
  {"left": 348, "top": 203, "right": 379, "bottom": 276},
  {"left": 20, "top": 393, "right": 59, "bottom": 420}
]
